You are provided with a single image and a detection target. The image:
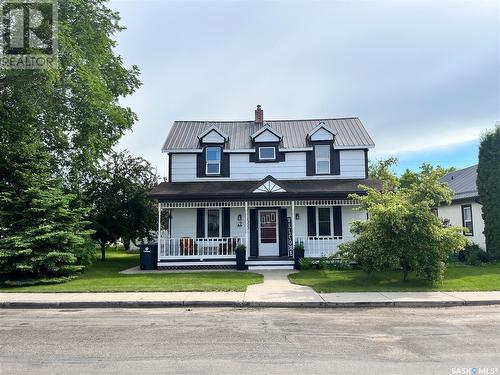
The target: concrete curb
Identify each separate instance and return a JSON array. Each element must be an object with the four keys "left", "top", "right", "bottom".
[{"left": 1, "top": 299, "right": 500, "bottom": 309}]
